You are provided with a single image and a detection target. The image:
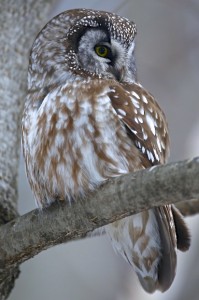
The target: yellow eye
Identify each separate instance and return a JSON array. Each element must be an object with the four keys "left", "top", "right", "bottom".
[{"left": 95, "top": 45, "right": 110, "bottom": 58}]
